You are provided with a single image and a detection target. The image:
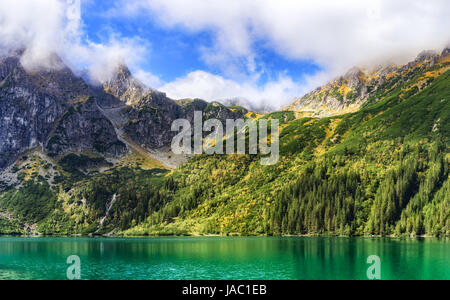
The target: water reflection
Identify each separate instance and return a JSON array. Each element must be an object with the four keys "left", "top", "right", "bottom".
[{"left": 0, "top": 237, "right": 448, "bottom": 280}]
